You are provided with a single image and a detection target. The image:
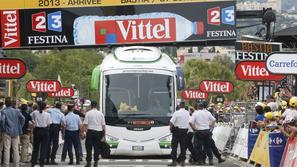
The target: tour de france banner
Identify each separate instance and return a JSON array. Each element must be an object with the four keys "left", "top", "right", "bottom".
[
  {"left": 268, "top": 133, "right": 287, "bottom": 167},
  {"left": 0, "top": 0, "right": 236, "bottom": 49},
  {"left": 249, "top": 131, "right": 270, "bottom": 167}
]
